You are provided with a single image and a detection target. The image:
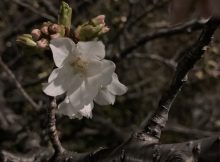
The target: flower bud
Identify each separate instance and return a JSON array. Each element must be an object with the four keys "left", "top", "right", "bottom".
[
  {"left": 48, "top": 24, "right": 60, "bottom": 34},
  {"left": 75, "top": 25, "right": 102, "bottom": 41},
  {"left": 49, "top": 24, "right": 66, "bottom": 37},
  {"left": 92, "top": 15, "right": 106, "bottom": 25},
  {"left": 41, "top": 25, "right": 49, "bottom": 35},
  {"left": 16, "top": 34, "right": 37, "bottom": 47},
  {"left": 31, "top": 29, "right": 41, "bottom": 41},
  {"left": 37, "top": 38, "right": 48, "bottom": 49},
  {"left": 75, "top": 15, "right": 110, "bottom": 41},
  {"left": 58, "top": 1, "right": 72, "bottom": 29}
]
